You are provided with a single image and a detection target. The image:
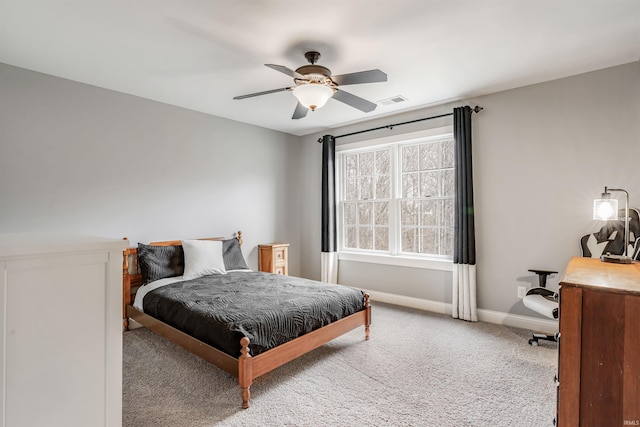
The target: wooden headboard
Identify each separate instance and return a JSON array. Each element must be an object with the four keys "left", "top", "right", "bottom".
[{"left": 122, "top": 231, "right": 243, "bottom": 329}]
